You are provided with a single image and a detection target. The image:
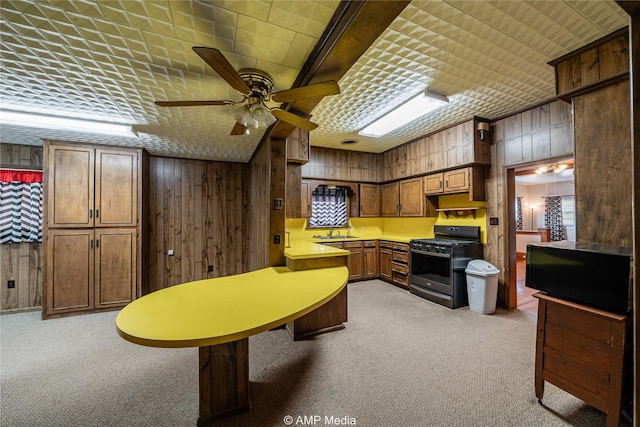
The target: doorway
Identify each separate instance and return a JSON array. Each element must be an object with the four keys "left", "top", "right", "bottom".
[{"left": 509, "top": 158, "right": 575, "bottom": 315}]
